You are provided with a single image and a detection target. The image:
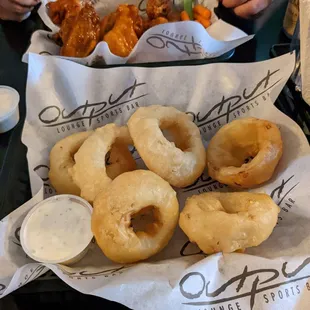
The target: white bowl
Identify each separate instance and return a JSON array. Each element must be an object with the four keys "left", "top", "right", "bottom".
[
  {"left": 0, "top": 86, "right": 20, "bottom": 133},
  {"left": 21, "top": 195, "right": 93, "bottom": 265}
]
